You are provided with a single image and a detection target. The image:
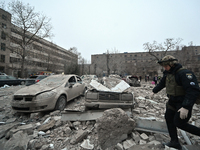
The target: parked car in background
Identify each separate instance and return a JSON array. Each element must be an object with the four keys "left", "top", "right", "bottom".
[
  {"left": 0, "top": 72, "right": 7, "bottom": 75},
  {"left": 0, "top": 75, "right": 26, "bottom": 87},
  {"left": 81, "top": 75, "right": 98, "bottom": 81},
  {"left": 85, "top": 90, "right": 135, "bottom": 110},
  {"left": 11, "top": 74, "right": 86, "bottom": 113},
  {"left": 25, "top": 75, "right": 48, "bottom": 86}
]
